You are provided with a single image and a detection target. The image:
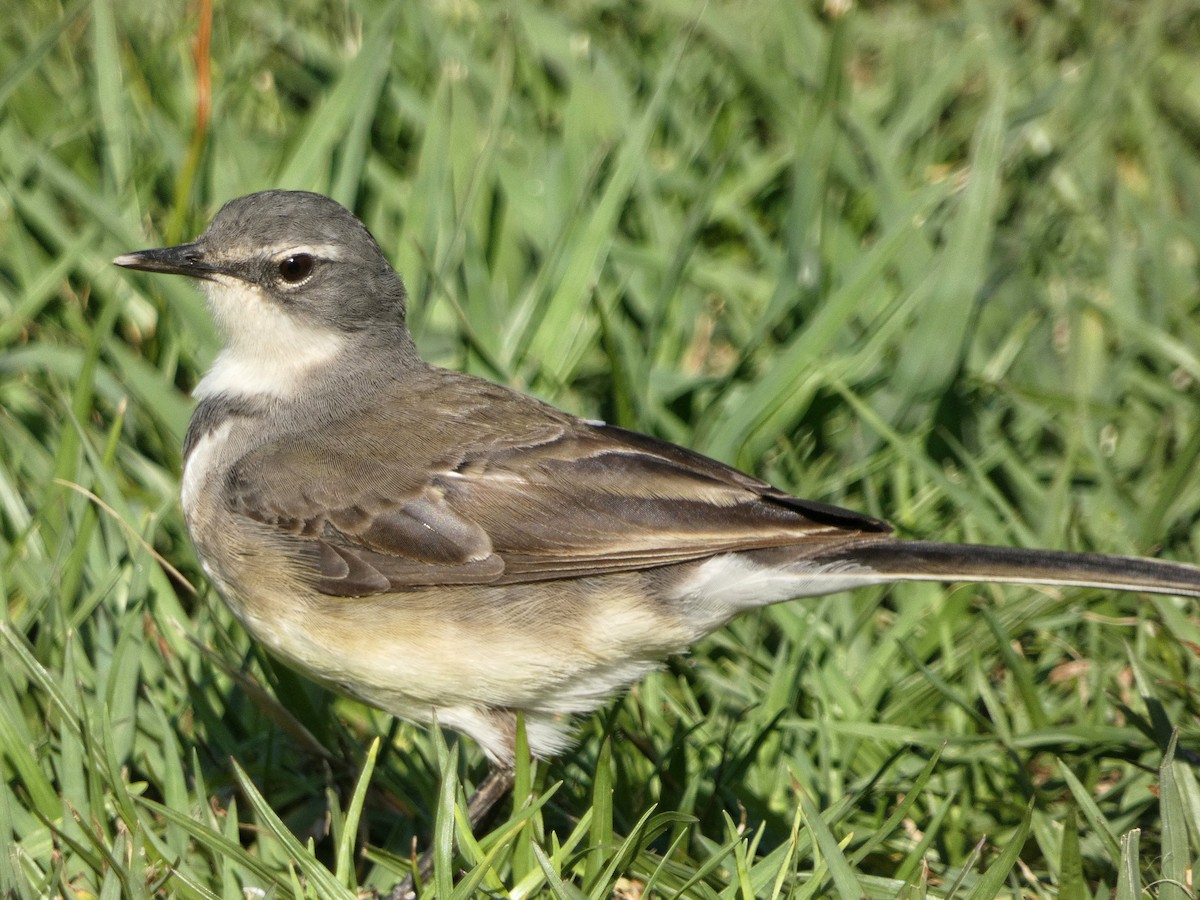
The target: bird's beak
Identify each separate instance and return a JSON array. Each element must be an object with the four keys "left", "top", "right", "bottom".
[{"left": 113, "top": 242, "right": 222, "bottom": 281}]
